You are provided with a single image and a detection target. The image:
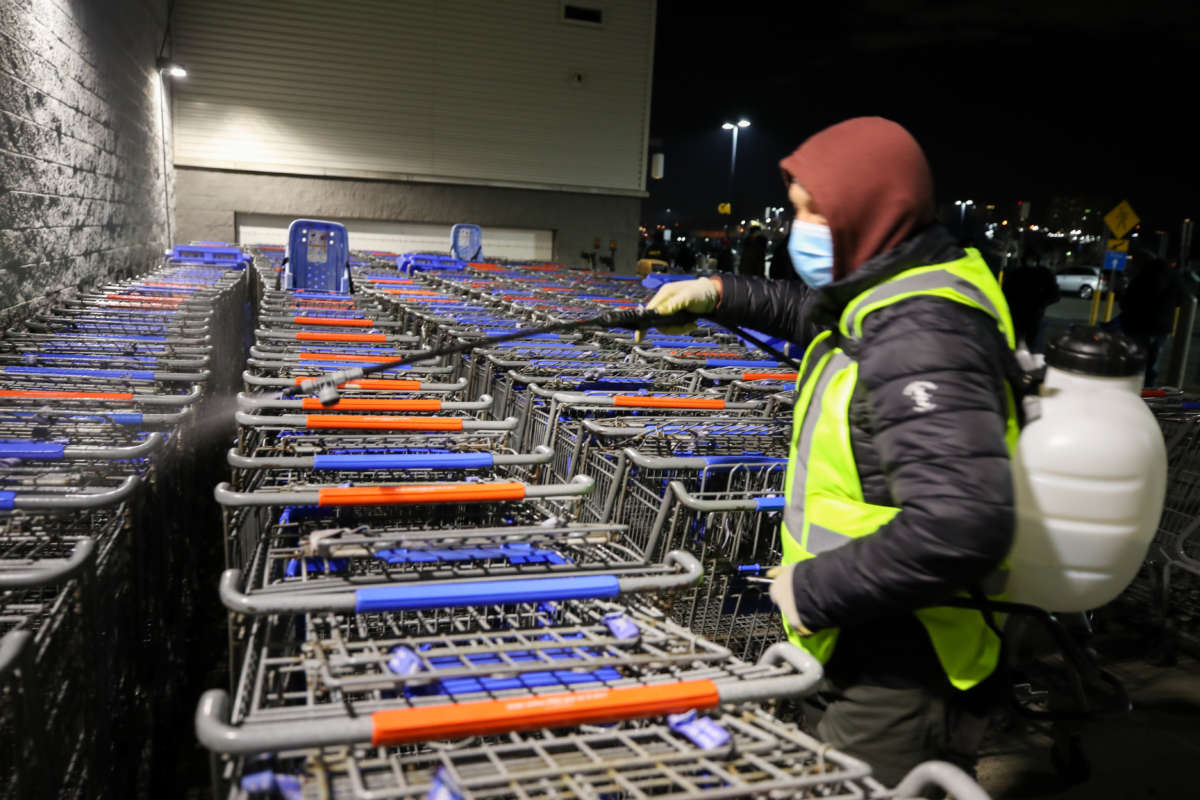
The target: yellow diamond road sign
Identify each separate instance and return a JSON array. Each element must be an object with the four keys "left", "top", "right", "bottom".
[
  {"left": 1108, "top": 238, "right": 1129, "bottom": 253},
  {"left": 1104, "top": 201, "right": 1139, "bottom": 239}
]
